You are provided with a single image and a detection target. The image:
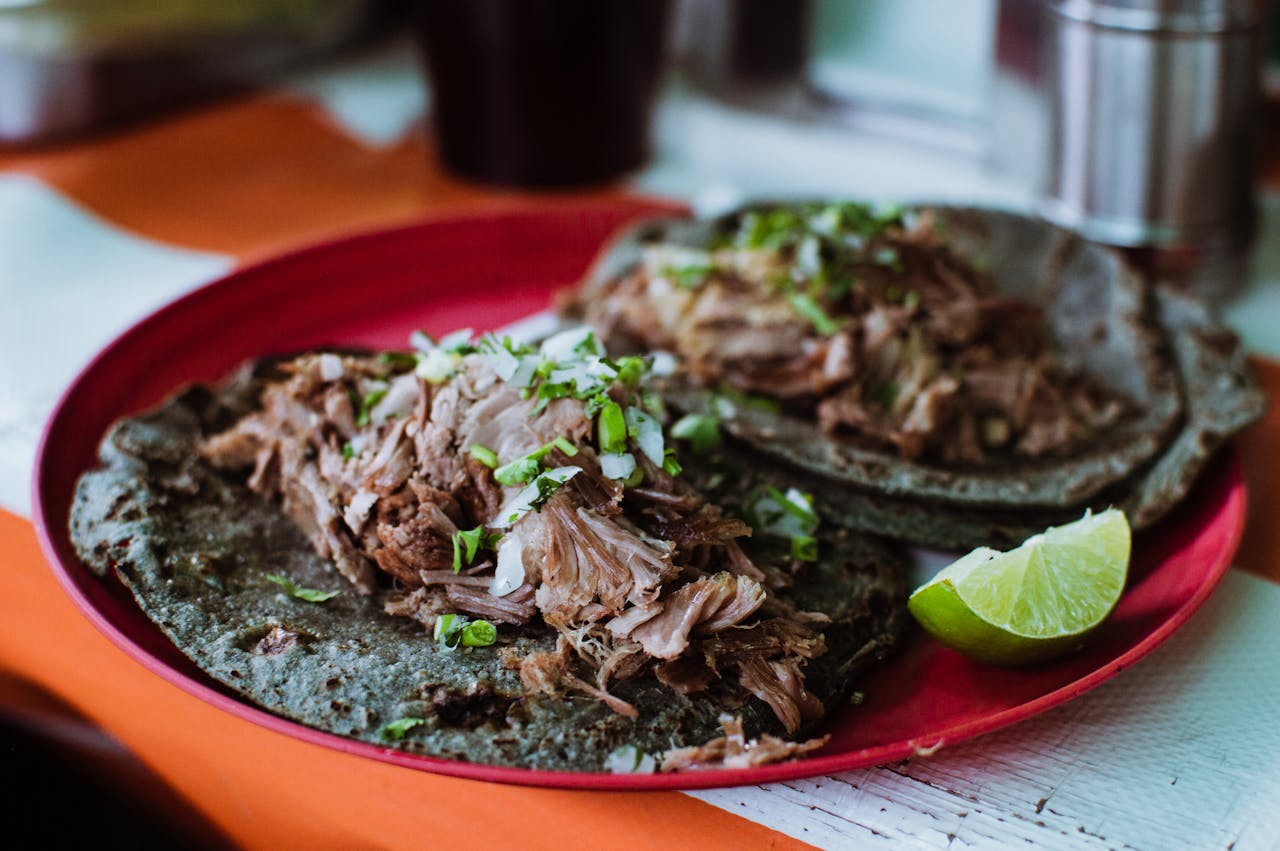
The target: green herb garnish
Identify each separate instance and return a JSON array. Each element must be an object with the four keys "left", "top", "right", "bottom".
[
  {"left": 355, "top": 386, "right": 389, "bottom": 427},
  {"left": 494, "top": 457, "right": 542, "bottom": 487},
  {"left": 341, "top": 441, "right": 355, "bottom": 460},
  {"left": 874, "top": 381, "right": 901, "bottom": 410},
  {"left": 671, "top": 413, "right": 721, "bottom": 455},
  {"left": 451, "top": 526, "right": 502, "bottom": 573},
  {"left": 873, "top": 246, "right": 904, "bottom": 273},
  {"left": 597, "top": 400, "right": 627, "bottom": 454},
  {"left": 661, "top": 449, "right": 682, "bottom": 477},
  {"left": 529, "top": 436, "right": 579, "bottom": 461},
  {"left": 745, "top": 487, "right": 820, "bottom": 562},
  {"left": 714, "top": 385, "right": 783, "bottom": 416},
  {"left": 378, "top": 351, "right": 418, "bottom": 372},
  {"left": 788, "top": 292, "right": 845, "bottom": 336},
  {"left": 460, "top": 619, "right": 497, "bottom": 647},
  {"left": 265, "top": 573, "right": 340, "bottom": 603},
  {"left": 663, "top": 264, "right": 714, "bottom": 290},
  {"left": 434, "top": 613, "right": 498, "bottom": 649},
  {"left": 469, "top": 444, "right": 498, "bottom": 468},
  {"left": 380, "top": 717, "right": 425, "bottom": 741},
  {"left": 791, "top": 534, "right": 819, "bottom": 562}
]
